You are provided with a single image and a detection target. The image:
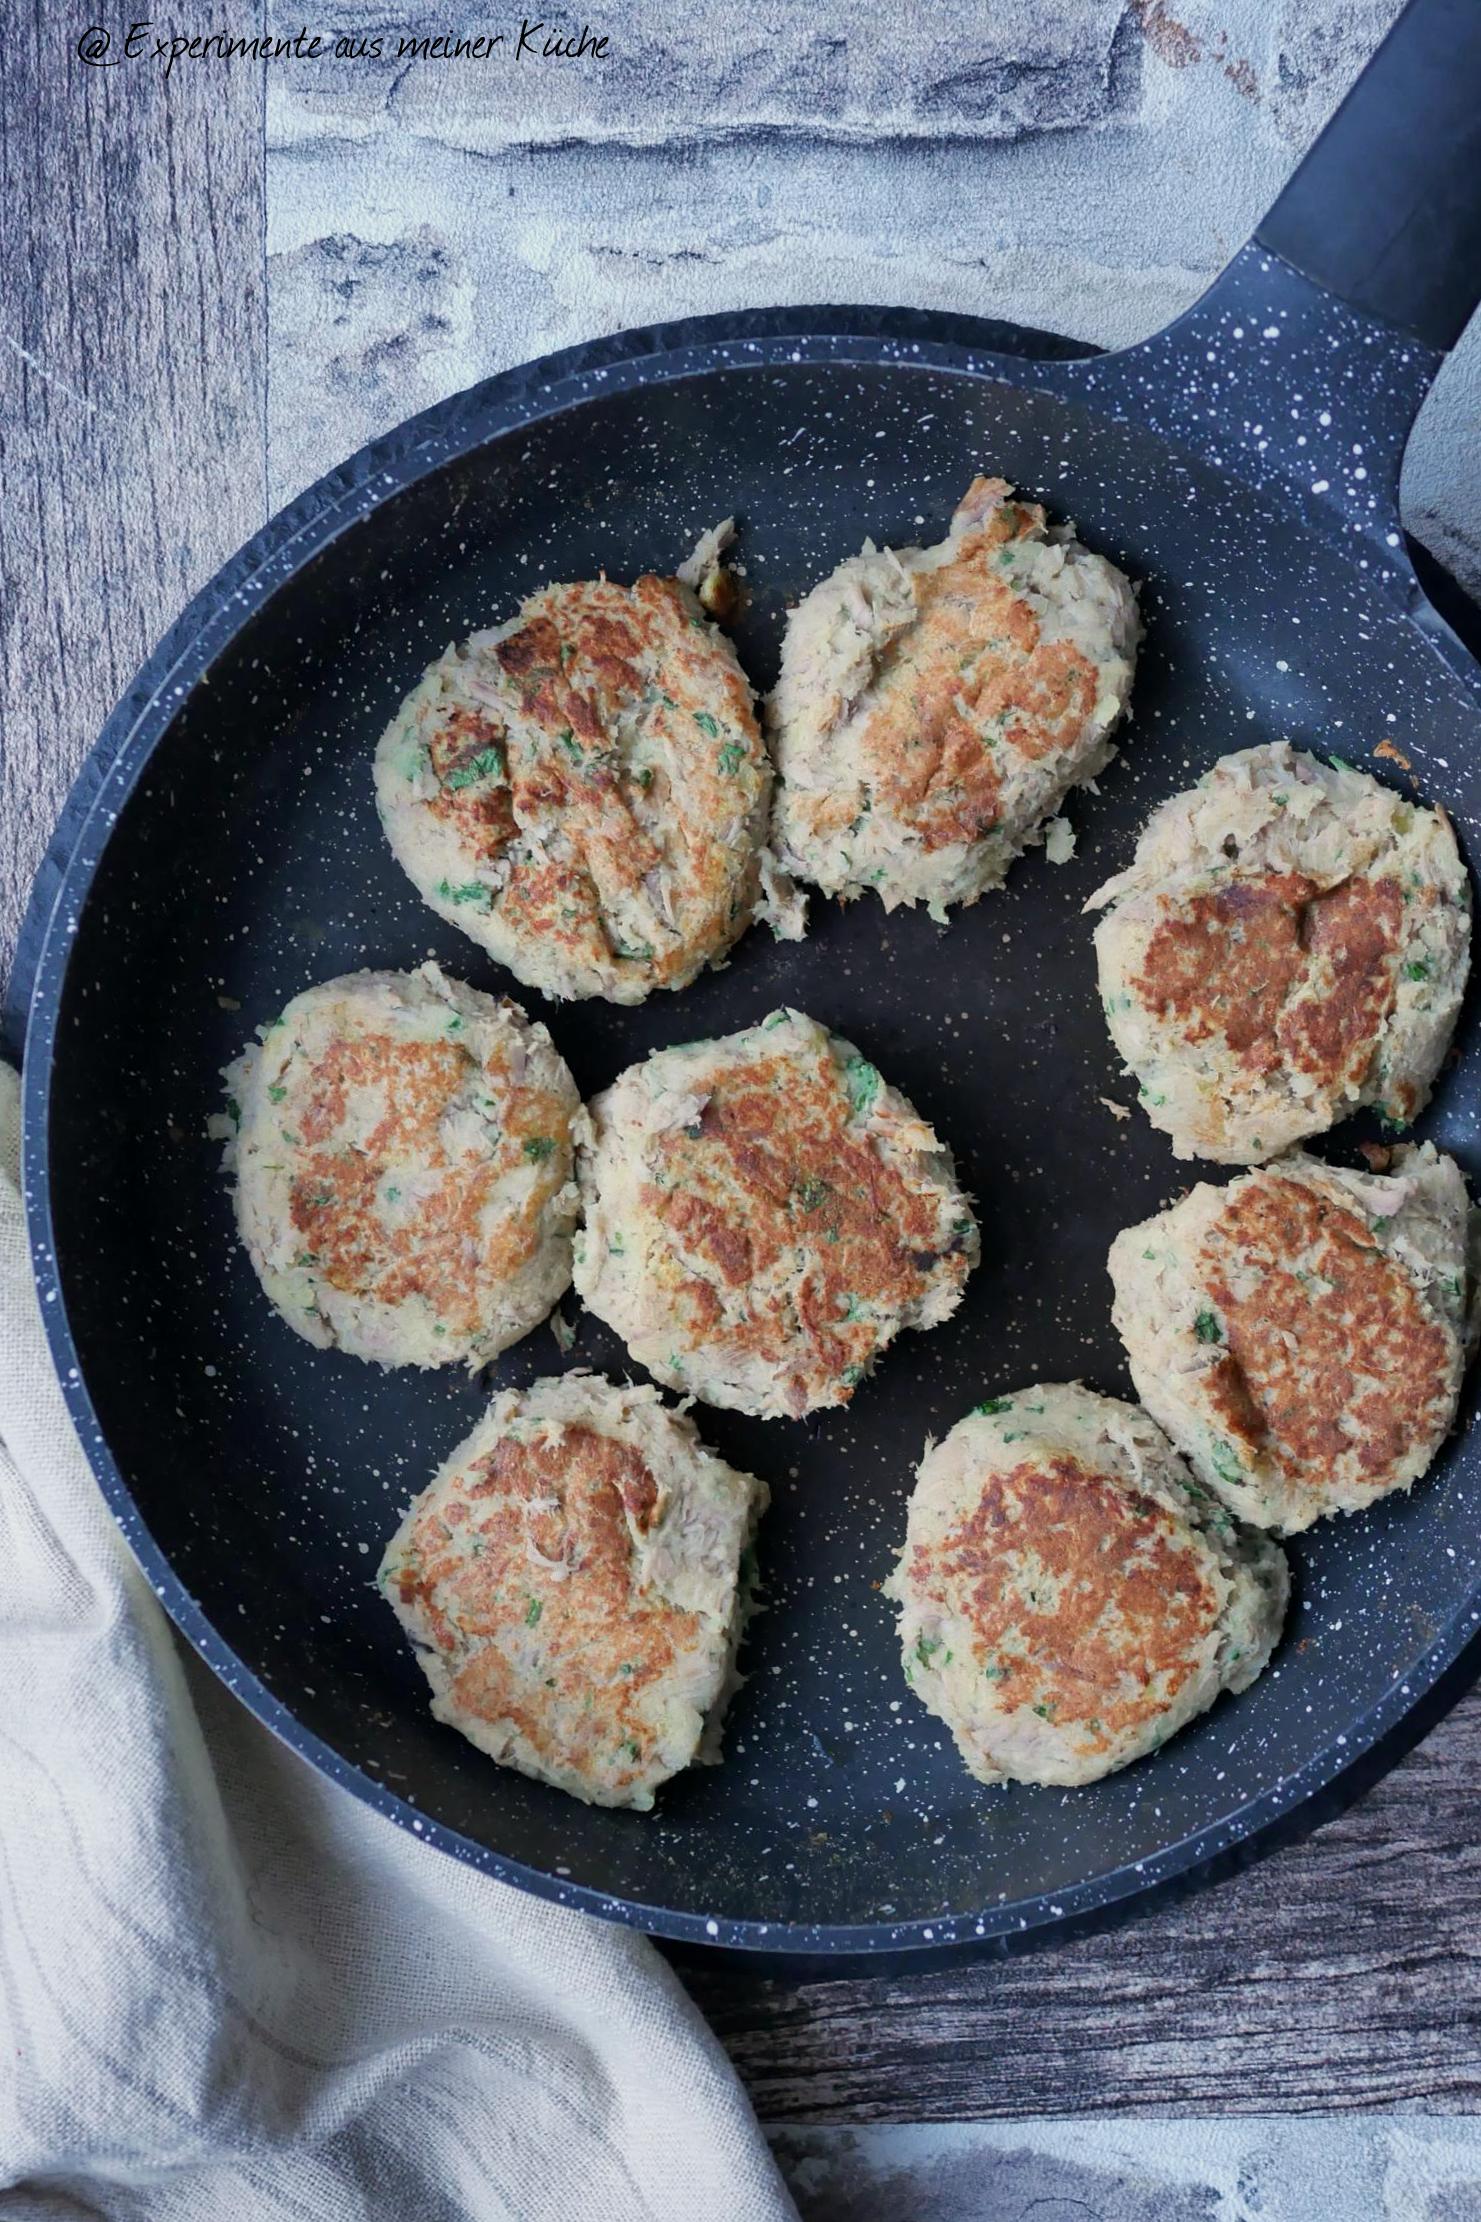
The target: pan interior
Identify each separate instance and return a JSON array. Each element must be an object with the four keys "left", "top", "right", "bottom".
[{"left": 45, "top": 358, "right": 1481, "bottom": 1936}]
